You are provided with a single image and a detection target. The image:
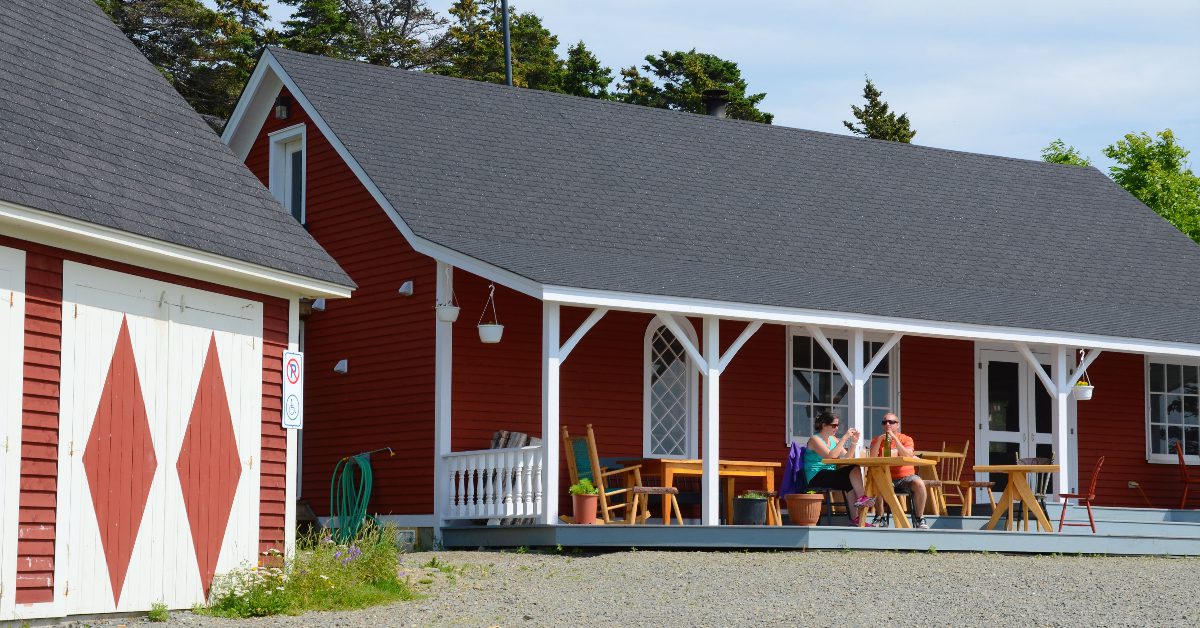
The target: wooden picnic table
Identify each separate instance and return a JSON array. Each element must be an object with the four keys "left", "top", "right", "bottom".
[
  {"left": 974, "top": 464, "right": 1060, "bottom": 532},
  {"left": 824, "top": 456, "right": 935, "bottom": 528},
  {"left": 915, "top": 450, "right": 967, "bottom": 516},
  {"left": 625, "top": 458, "right": 781, "bottom": 525}
]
